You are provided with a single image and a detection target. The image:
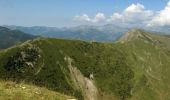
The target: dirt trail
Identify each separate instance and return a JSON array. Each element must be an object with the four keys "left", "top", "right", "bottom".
[{"left": 65, "top": 57, "right": 98, "bottom": 100}]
